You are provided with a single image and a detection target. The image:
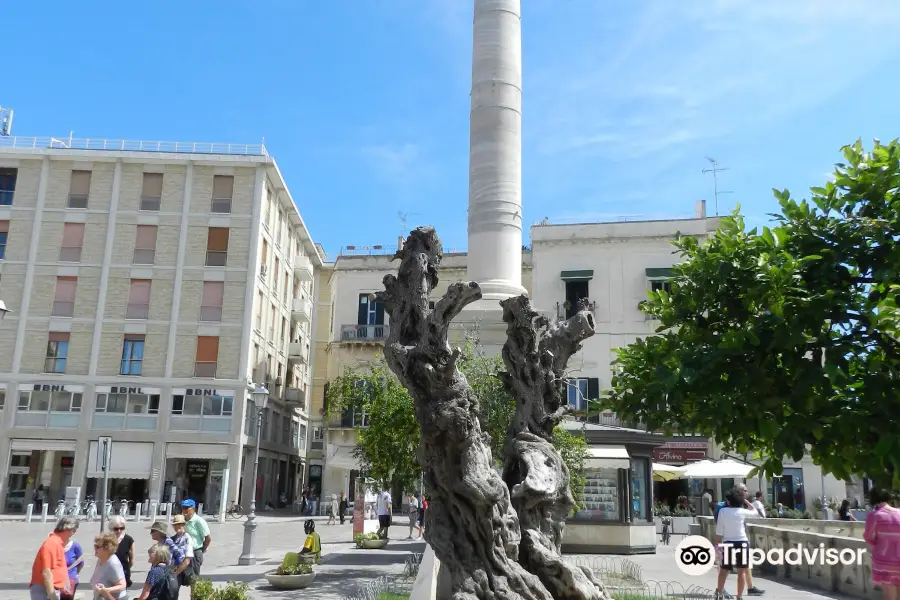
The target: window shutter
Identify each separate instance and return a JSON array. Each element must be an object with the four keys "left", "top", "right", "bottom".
[
  {"left": 48, "top": 332, "right": 70, "bottom": 342},
  {"left": 212, "top": 175, "right": 234, "bottom": 199},
  {"left": 202, "top": 281, "right": 225, "bottom": 306},
  {"left": 62, "top": 223, "right": 85, "bottom": 246},
  {"left": 587, "top": 378, "right": 600, "bottom": 400},
  {"left": 135, "top": 225, "right": 158, "bottom": 249},
  {"left": 69, "top": 171, "right": 91, "bottom": 195},
  {"left": 375, "top": 300, "right": 385, "bottom": 325},
  {"left": 55, "top": 277, "right": 78, "bottom": 302},
  {"left": 141, "top": 173, "right": 163, "bottom": 197},
  {"left": 0, "top": 220, "right": 8, "bottom": 233},
  {"left": 207, "top": 227, "right": 230, "bottom": 252},
  {"left": 357, "top": 295, "right": 368, "bottom": 325},
  {"left": 129, "top": 279, "right": 152, "bottom": 303},
  {"left": 195, "top": 336, "right": 220, "bottom": 362}
]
